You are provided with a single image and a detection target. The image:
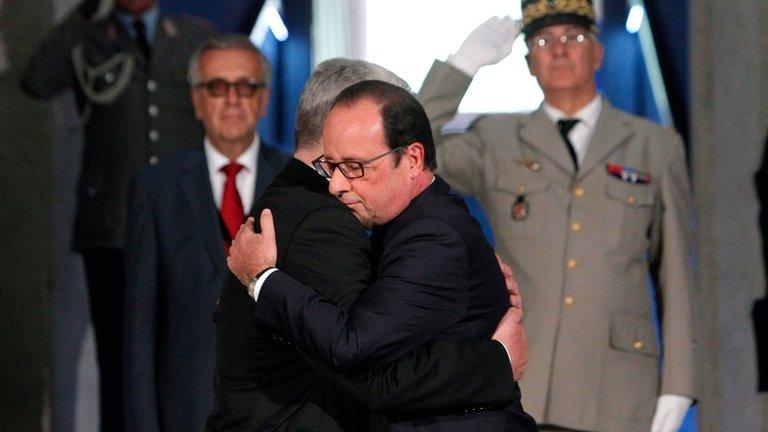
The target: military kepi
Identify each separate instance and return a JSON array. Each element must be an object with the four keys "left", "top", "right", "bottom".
[{"left": 521, "top": 0, "right": 598, "bottom": 38}]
